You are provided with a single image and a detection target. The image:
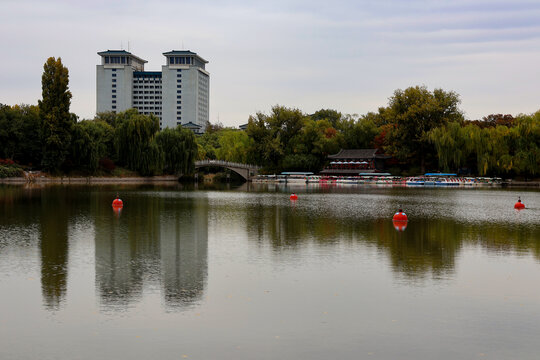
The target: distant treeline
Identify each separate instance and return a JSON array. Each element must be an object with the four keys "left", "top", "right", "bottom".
[
  {"left": 1, "top": 58, "right": 539, "bottom": 178},
  {"left": 199, "top": 87, "right": 540, "bottom": 177}
]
